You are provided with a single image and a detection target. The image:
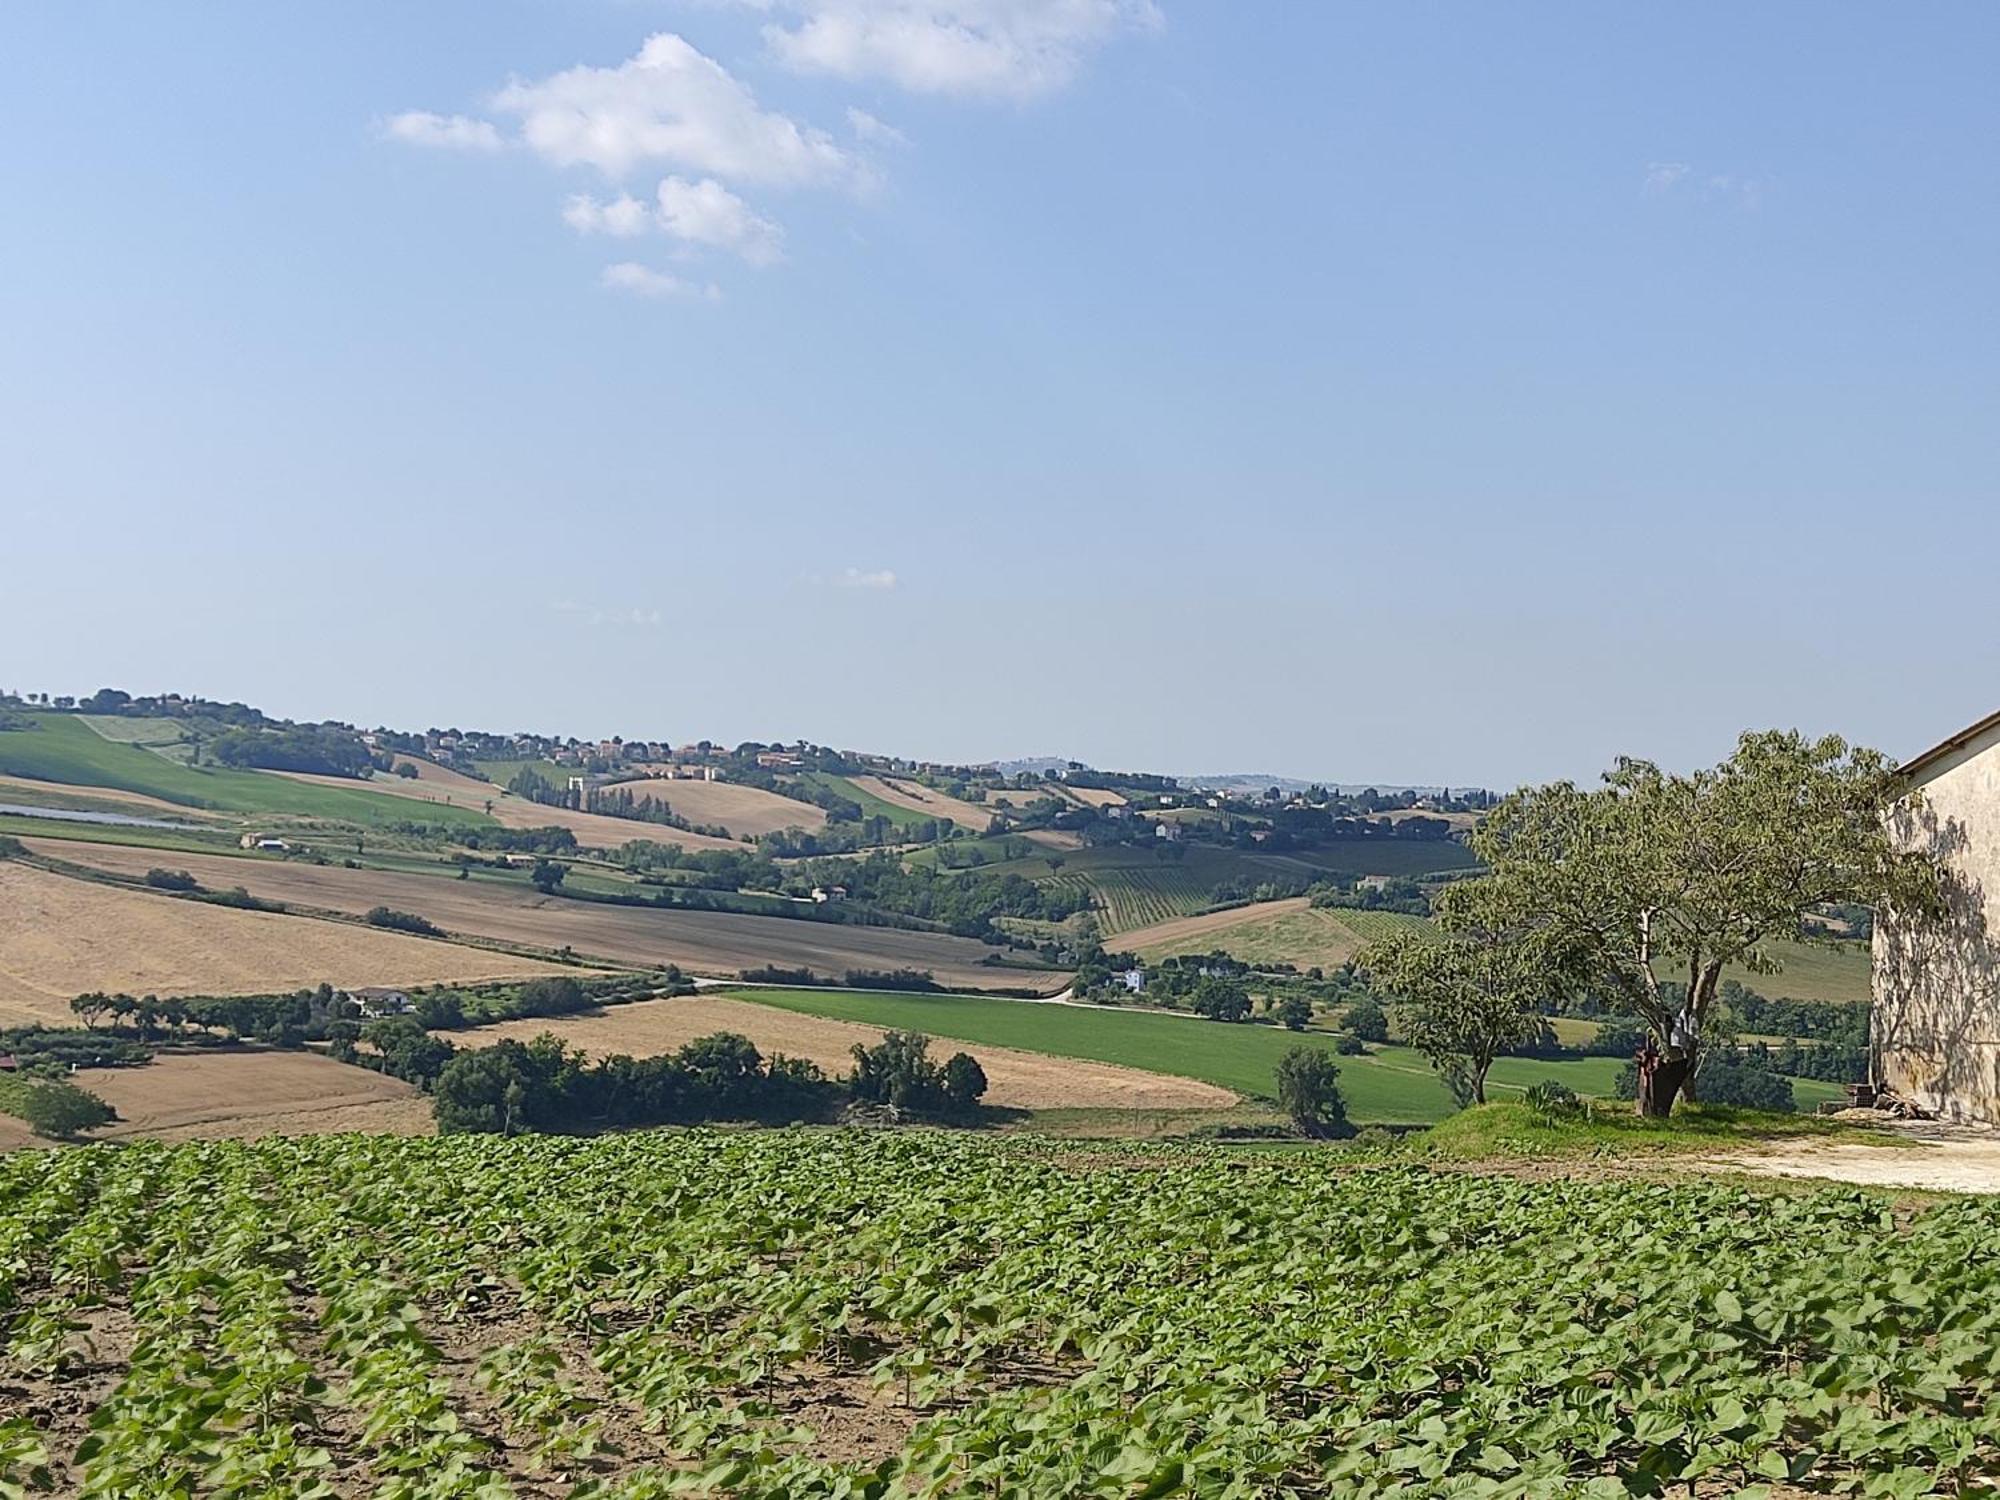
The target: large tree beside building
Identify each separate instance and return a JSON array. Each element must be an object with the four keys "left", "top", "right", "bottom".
[{"left": 1465, "top": 730, "right": 1941, "bottom": 1117}]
